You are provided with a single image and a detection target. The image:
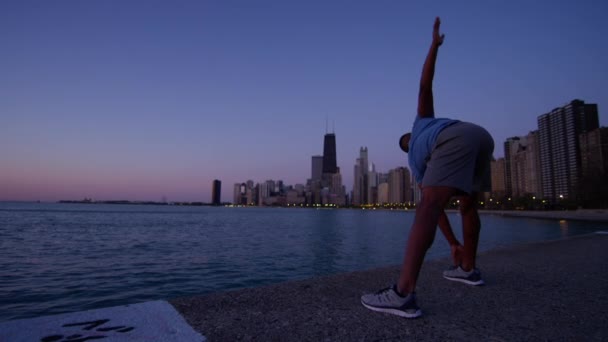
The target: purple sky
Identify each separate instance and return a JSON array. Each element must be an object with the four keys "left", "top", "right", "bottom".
[{"left": 1, "top": 1, "right": 607, "bottom": 202}]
